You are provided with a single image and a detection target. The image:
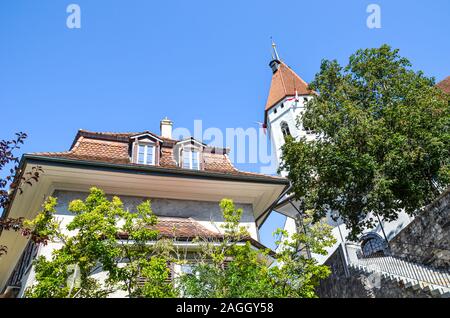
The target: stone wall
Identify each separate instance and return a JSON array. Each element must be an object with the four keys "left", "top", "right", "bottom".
[
  {"left": 316, "top": 245, "right": 434, "bottom": 298},
  {"left": 389, "top": 188, "right": 450, "bottom": 270},
  {"left": 316, "top": 245, "right": 372, "bottom": 298},
  {"left": 317, "top": 187, "right": 450, "bottom": 298}
]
